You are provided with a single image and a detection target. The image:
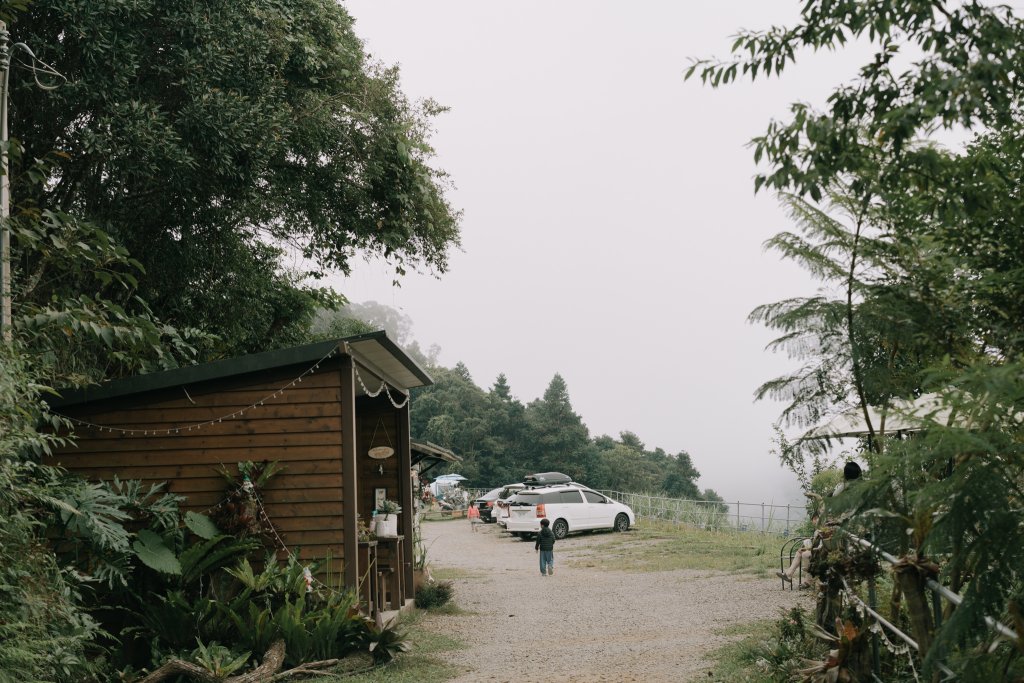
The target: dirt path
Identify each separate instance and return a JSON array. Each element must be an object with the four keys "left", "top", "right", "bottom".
[{"left": 418, "top": 520, "right": 810, "bottom": 683}]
